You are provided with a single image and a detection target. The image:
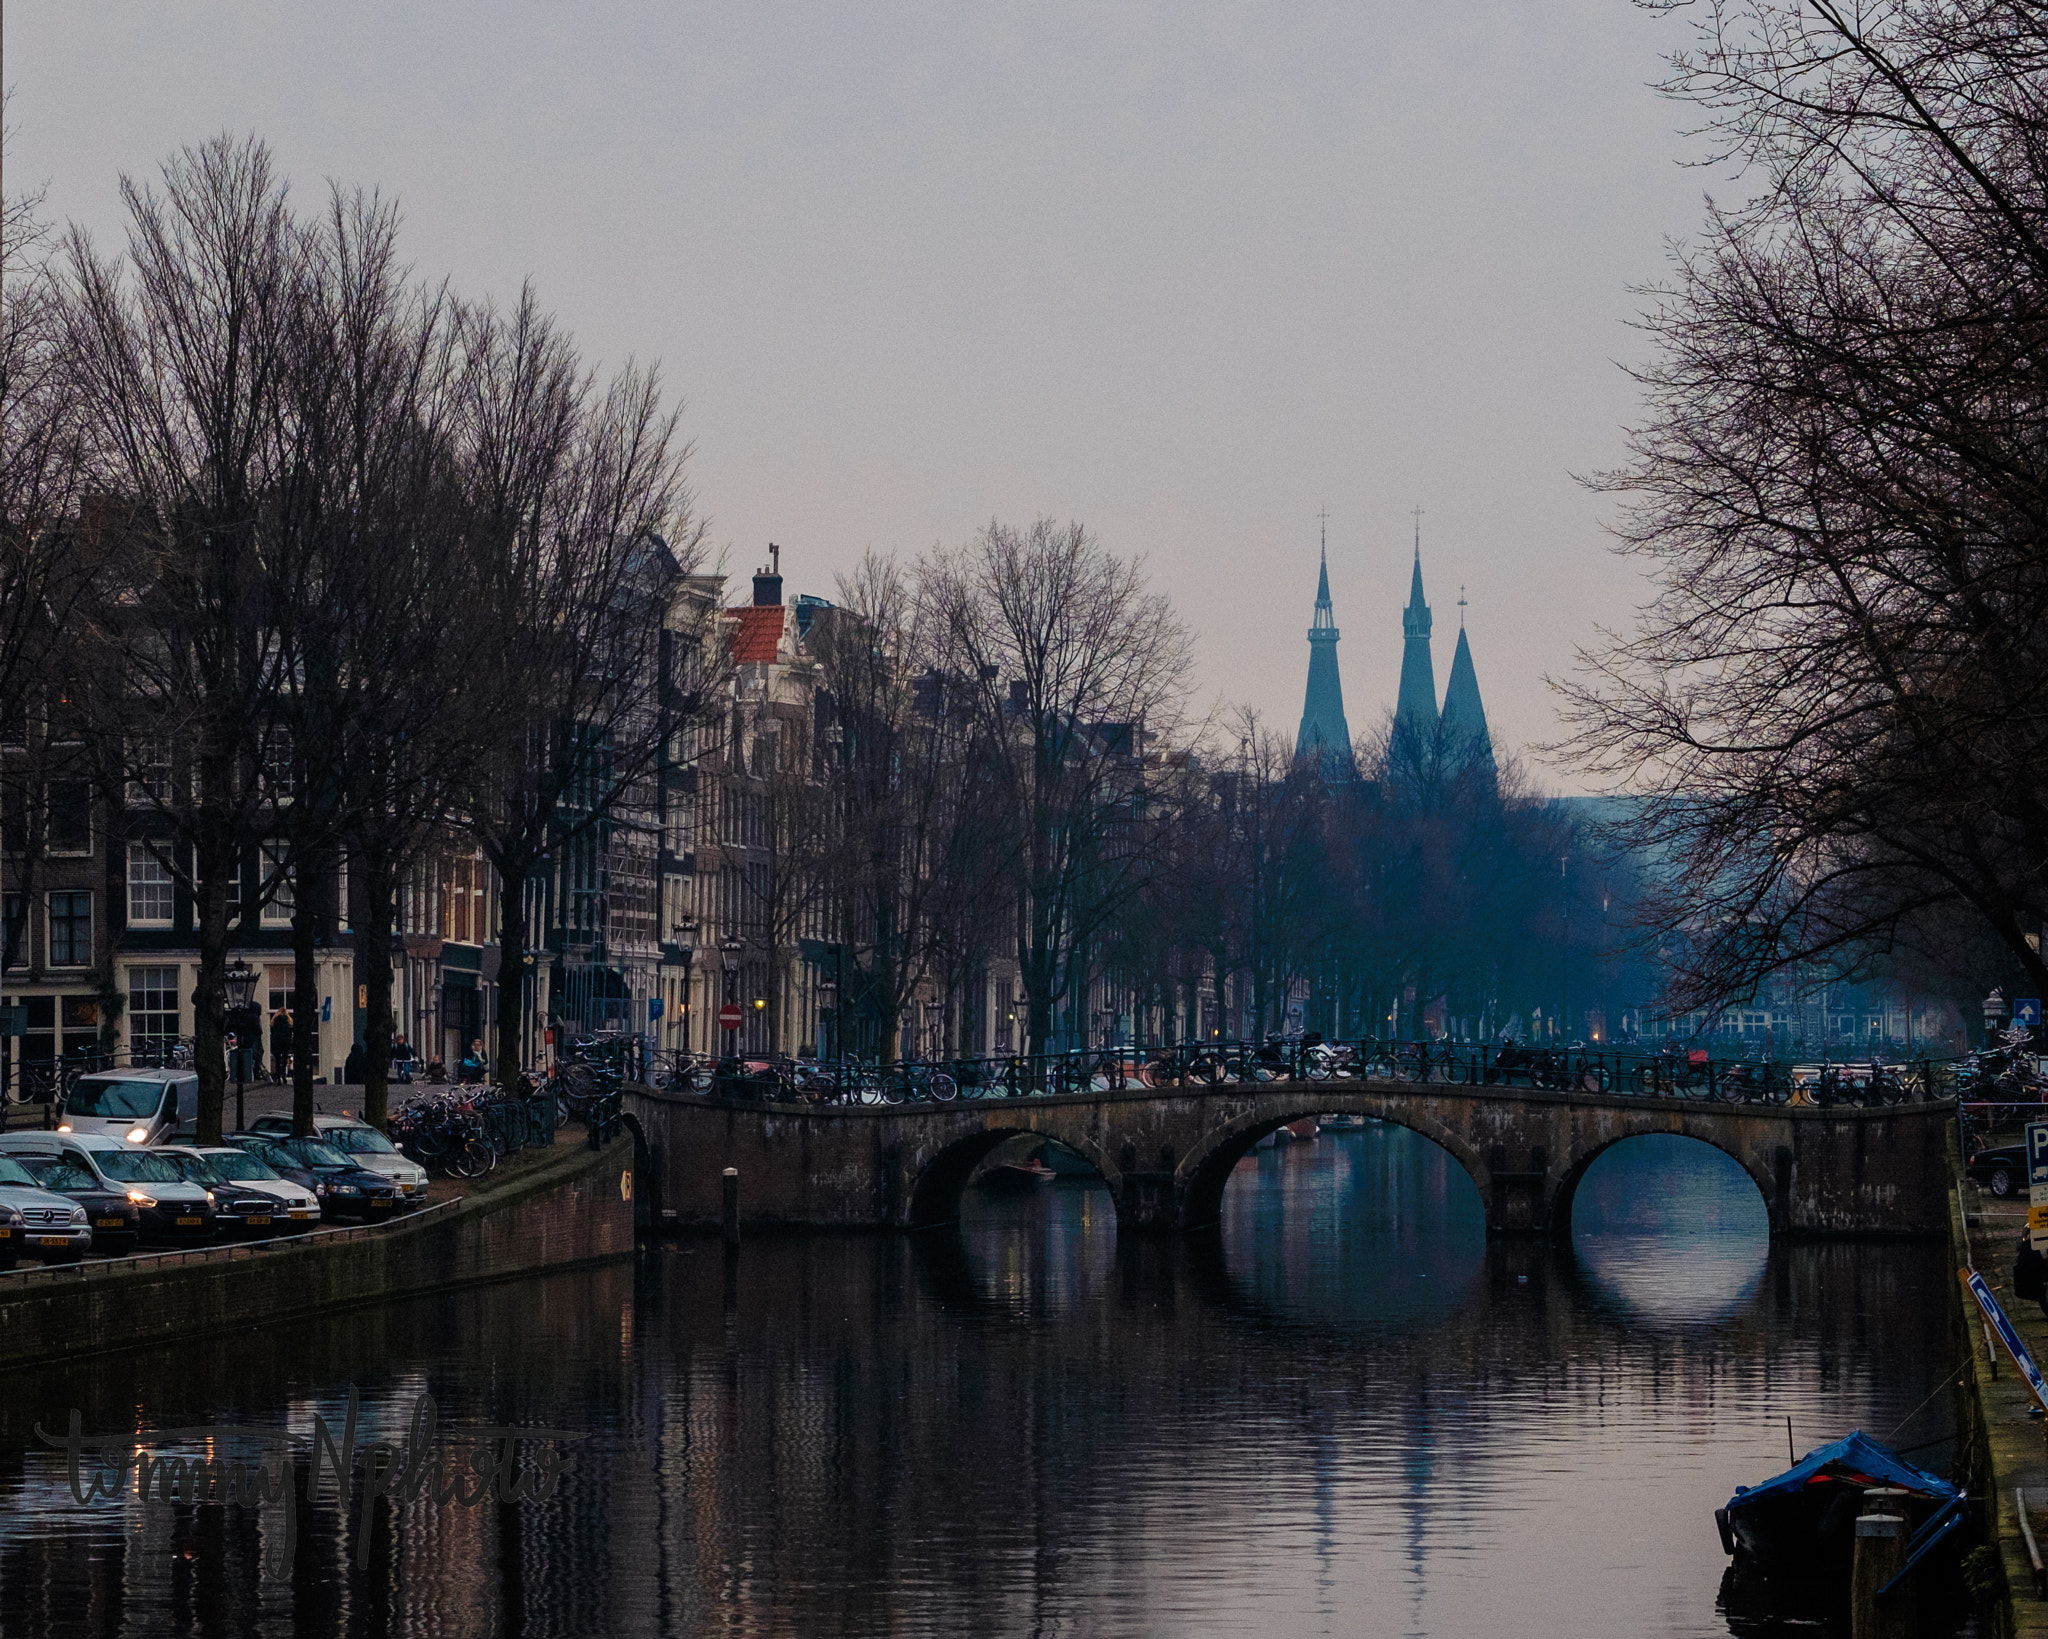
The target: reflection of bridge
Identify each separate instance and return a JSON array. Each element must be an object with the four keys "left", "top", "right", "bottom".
[{"left": 625, "top": 1079, "right": 1953, "bottom": 1238}]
